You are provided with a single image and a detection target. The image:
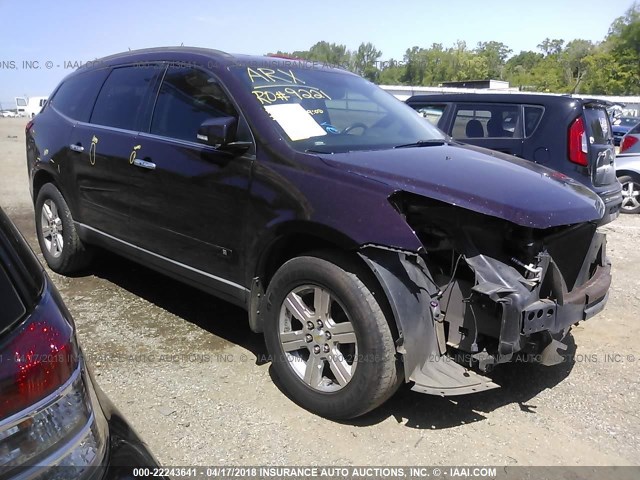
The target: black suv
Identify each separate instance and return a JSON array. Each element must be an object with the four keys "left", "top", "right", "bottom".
[
  {"left": 406, "top": 93, "right": 622, "bottom": 224},
  {"left": 26, "top": 48, "right": 612, "bottom": 419}
]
